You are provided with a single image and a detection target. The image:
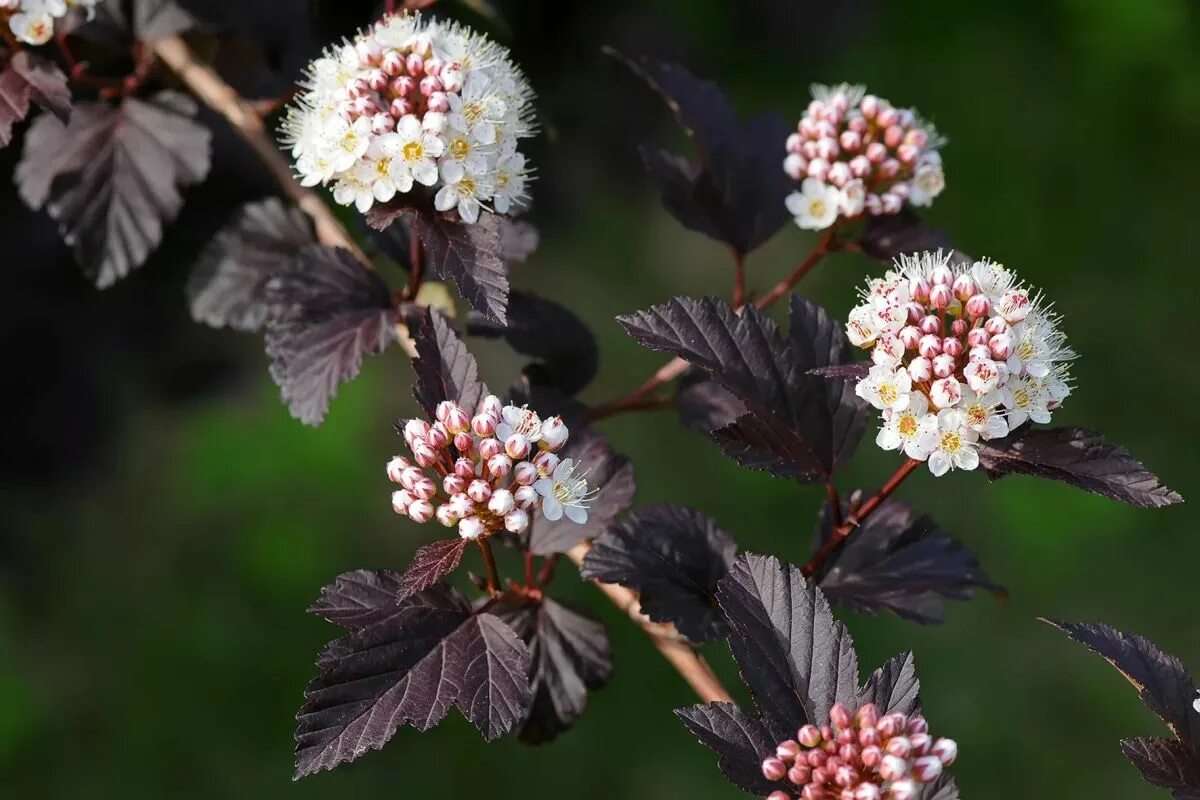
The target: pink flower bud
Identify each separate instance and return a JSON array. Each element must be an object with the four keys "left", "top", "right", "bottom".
[
  {"left": 984, "top": 316, "right": 1009, "bottom": 336},
  {"left": 514, "top": 461, "right": 538, "bottom": 485},
  {"left": 918, "top": 334, "right": 942, "bottom": 359},
  {"left": 419, "top": 75, "right": 443, "bottom": 96},
  {"left": 425, "top": 57, "right": 444, "bottom": 77},
  {"left": 371, "top": 113, "right": 395, "bottom": 134},
  {"left": 932, "top": 737, "right": 957, "bottom": 766},
  {"left": 849, "top": 155, "right": 872, "bottom": 178},
  {"left": 351, "top": 95, "right": 377, "bottom": 117},
  {"left": 412, "top": 441, "right": 438, "bottom": 468},
  {"left": 789, "top": 762, "right": 812, "bottom": 784},
  {"left": 885, "top": 736, "right": 912, "bottom": 759},
  {"left": 896, "top": 143, "right": 919, "bottom": 164},
  {"left": 458, "top": 516, "right": 485, "bottom": 540},
  {"left": 827, "top": 161, "right": 852, "bottom": 187},
  {"left": 442, "top": 474, "right": 467, "bottom": 495},
  {"left": 787, "top": 132, "right": 804, "bottom": 153},
  {"left": 390, "top": 98, "right": 413, "bottom": 118},
  {"left": 356, "top": 38, "right": 382, "bottom": 65},
  {"left": 859, "top": 726, "right": 882, "bottom": 748},
  {"left": 478, "top": 438, "right": 503, "bottom": 460},
  {"left": 908, "top": 277, "right": 931, "bottom": 304},
  {"left": 453, "top": 432, "right": 474, "bottom": 455},
  {"left": 930, "top": 376, "right": 962, "bottom": 408},
  {"left": 880, "top": 192, "right": 903, "bottom": 214},
  {"left": 407, "top": 499, "right": 434, "bottom": 523},
  {"left": 830, "top": 703, "right": 852, "bottom": 730},
  {"left": 540, "top": 417, "right": 569, "bottom": 451},
  {"left": 965, "top": 294, "right": 990, "bottom": 319},
  {"left": 776, "top": 739, "right": 801, "bottom": 761},
  {"left": 839, "top": 130, "right": 862, "bottom": 152},
  {"left": 905, "top": 302, "right": 925, "bottom": 325},
  {"left": 488, "top": 489, "right": 515, "bottom": 515},
  {"left": 839, "top": 742, "right": 858, "bottom": 762},
  {"left": 405, "top": 52, "right": 425, "bottom": 77},
  {"left": 391, "top": 489, "right": 412, "bottom": 514},
  {"left": 366, "top": 68, "right": 389, "bottom": 92},
  {"left": 898, "top": 326, "right": 922, "bottom": 351},
  {"left": 802, "top": 140, "right": 819, "bottom": 160},
  {"left": 860, "top": 94, "right": 880, "bottom": 118},
  {"left": 400, "top": 466, "right": 423, "bottom": 490},
  {"left": 855, "top": 785, "right": 882, "bottom": 800},
  {"left": 888, "top": 780, "right": 916, "bottom": 800},
  {"left": 784, "top": 154, "right": 807, "bottom": 180},
  {"left": 861, "top": 744, "right": 883, "bottom": 768},
  {"left": 968, "top": 345, "right": 992, "bottom": 364},
  {"left": 966, "top": 327, "right": 989, "bottom": 348},
  {"left": 467, "top": 479, "right": 492, "bottom": 503},
  {"left": 911, "top": 755, "right": 942, "bottom": 783},
  {"left": 879, "top": 159, "right": 901, "bottom": 180},
  {"left": 504, "top": 508, "right": 529, "bottom": 533},
  {"left": 411, "top": 476, "right": 437, "bottom": 500},
  {"left": 762, "top": 757, "right": 788, "bottom": 782},
  {"left": 883, "top": 124, "right": 904, "bottom": 149},
  {"left": 768, "top": 793, "right": 792, "bottom": 800},
  {"left": 989, "top": 332, "right": 1013, "bottom": 360},
  {"left": 952, "top": 274, "right": 975, "bottom": 302},
  {"left": 909, "top": 733, "right": 932, "bottom": 755},
  {"left": 865, "top": 142, "right": 887, "bottom": 163},
  {"left": 488, "top": 454, "right": 513, "bottom": 478},
  {"left": 905, "top": 128, "right": 929, "bottom": 148},
  {"left": 806, "top": 158, "right": 830, "bottom": 181},
  {"left": 802, "top": 785, "right": 827, "bottom": 800},
  {"left": 471, "top": 413, "right": 496, "bottom": 438},
  {"left": 427, "top": 92, "right": 451, "bottom": 113},
  {"left": 454, "top": 458, "right": 475, "bottom": 479},
  {"left": 820, "top": 725, "right": 834, "bottom": 743},
  {"left": 810, "top": 767, "right": 829, "bottom": 787},
  {"left": 799, "top": 725, "right": 822, "bottom": 748},
  {"left": 505, "top": 433, "right": 531, "bottom": 460},
  {"left": 928, "top": 284, "right": 952, "bottom": 310},
  {"left": 514, "top": 485, "right": 538, "bottom": 509},
  {"left": 865, "top": 193, "right": 882, "bottom": 215},
  {"left": 950, "top": 318, "right": 969, "bottom": 338},
  {"left": 907, "top": 357, "right": 932, "bottom": 383},
  {"left": 426, "top": 424, "right": 449, "bottom": 450},
  {"left": 942, "top": 337, "right": 963, "bottom": 358},
  {"left": 877, "top": 105, "right": 899, "bottom": 127},
  {"left": 381, "top": 50, "right": 406, "bottom": 76},
  {"left": 404, "top": 418, "right": 430, "bottom": 444},
  {"left": 444, "top": 406, "right": 470, "bottom": 435},
  {"left": 448, "top": 493, "right": 473, "bottom": 518},
  {"left": 814, "top": 120, "right": 836, "bottom": 139},
  {"left": 879, "top": 754, "right": 908, "bottom": 782},
  {"left": 435, "top": 504, "right": 460, "bottom": 527},
  {"left": 533, "top": 450, "right": 559, "bottom": 476},
  {"left": 889, "top": 181, "right": 910, "bottom": 200},
  {"left": 835, "top": 765, "right": 858, "bottom": 787},
  {"left": 387, "top": 456, "right": 409, "bottom": 483}
]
